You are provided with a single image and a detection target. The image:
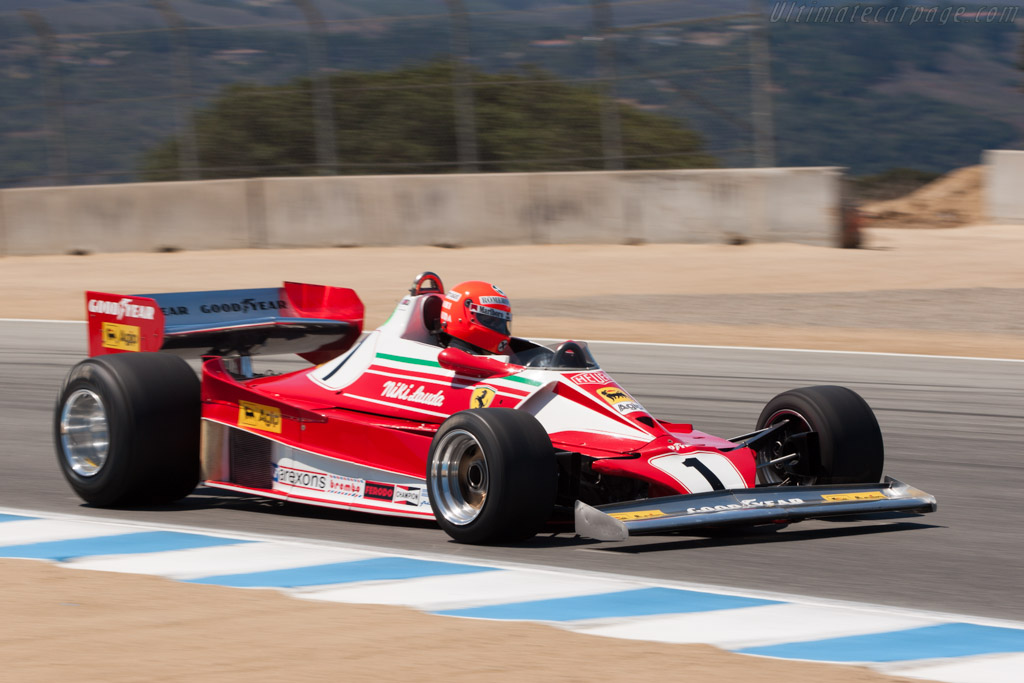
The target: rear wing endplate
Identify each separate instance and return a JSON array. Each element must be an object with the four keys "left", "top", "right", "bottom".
[{"left": 85, "top": 282, "right": 363, "bottom": 364}]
